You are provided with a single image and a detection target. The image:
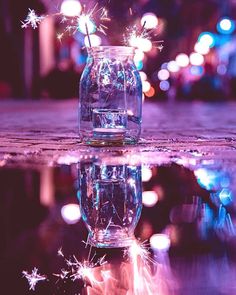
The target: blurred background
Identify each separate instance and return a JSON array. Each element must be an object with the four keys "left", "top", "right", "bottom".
[{"left": 1, "top": 0, "right": 236, "bottom": 101}]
